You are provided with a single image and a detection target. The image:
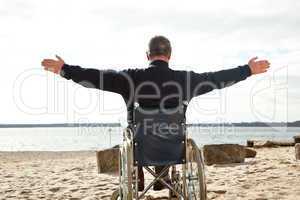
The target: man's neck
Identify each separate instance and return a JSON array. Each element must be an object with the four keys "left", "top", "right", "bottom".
[{"left": 149, "top": 56, "right": 169, "bottom": 63}]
